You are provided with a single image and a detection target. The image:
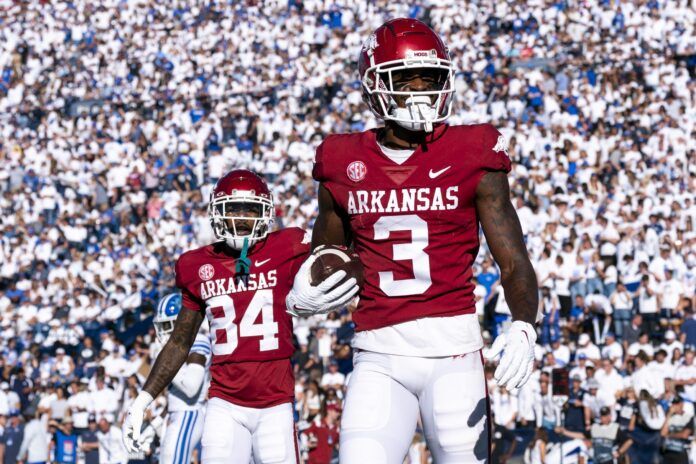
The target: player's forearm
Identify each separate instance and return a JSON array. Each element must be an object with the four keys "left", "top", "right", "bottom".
[
  {"left": 143, "top": 338, "right": 191, "bottom": 397},
  {"left": 476, "top": 172, "right": 538, "bottom": 325},
  {"left": 500, "top": 257, "right": 539, "bottom": 325},
  {"left": 143, "top": 308, "right": 202, "bottom": 397},
  {"left": 312, "top": 185, "right": 348, "bottom": 249},
  {"left": 312, "top": 214, "right": 344, "bottom": 248}
]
